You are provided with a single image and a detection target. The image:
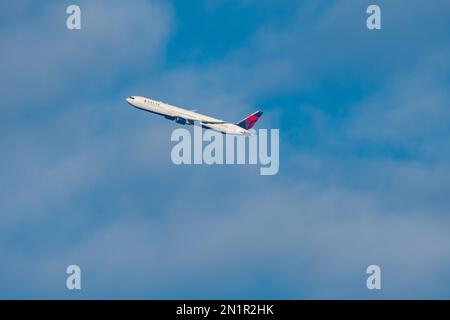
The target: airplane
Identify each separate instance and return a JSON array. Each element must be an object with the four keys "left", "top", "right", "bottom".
[{"left": 126, "top": 96, "right": 263, "bottom": 136}]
